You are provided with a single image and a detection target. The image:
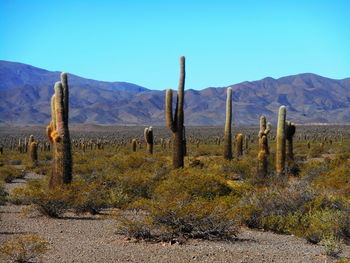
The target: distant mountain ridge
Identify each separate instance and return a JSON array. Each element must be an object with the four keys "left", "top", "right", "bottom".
[{"left": 1, "top": 60, "right": 350, "bottom": 126}]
